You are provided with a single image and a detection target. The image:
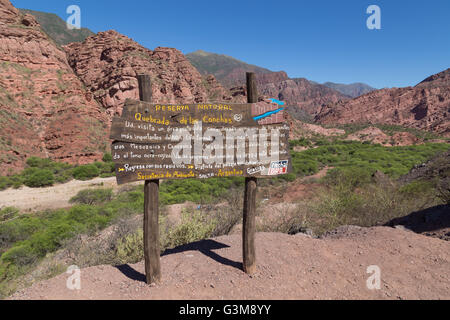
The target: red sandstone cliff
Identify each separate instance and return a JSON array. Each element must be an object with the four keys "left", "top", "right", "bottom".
[
  {"left": 0, "top": 0, "right": 109, "bottom": 174},
  {"left": 315, "top": 69, "right": 450, "bottom": 135},
  {"left": 64, "top": 31, "right": 232, "bottom": 118},
  {"left": 259, "top": 78, "right": 351, "bottom": 117}
]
